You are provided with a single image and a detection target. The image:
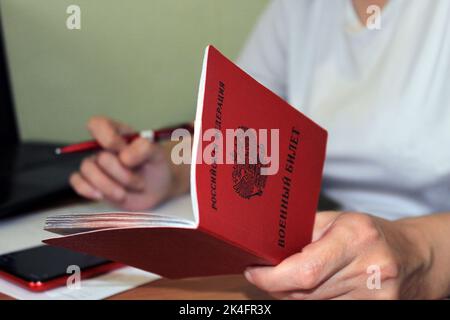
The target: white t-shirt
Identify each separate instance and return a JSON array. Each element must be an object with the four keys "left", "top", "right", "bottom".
[{"left": 238, "top": 0, "right": 450, "bottom": 220}]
